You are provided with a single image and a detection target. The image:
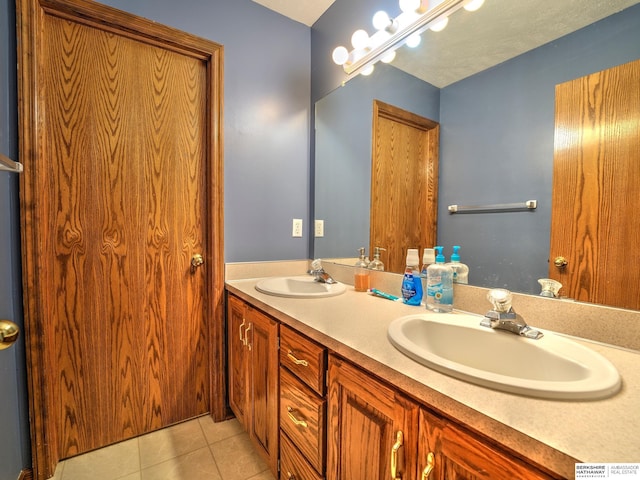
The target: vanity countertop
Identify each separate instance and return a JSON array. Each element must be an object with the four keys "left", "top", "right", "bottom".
[{"left": 226, "top": 277, "right": 640, "bottom": 479}]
